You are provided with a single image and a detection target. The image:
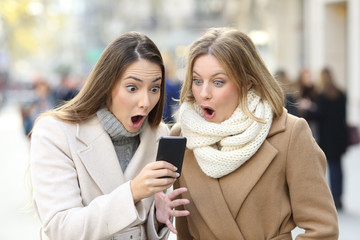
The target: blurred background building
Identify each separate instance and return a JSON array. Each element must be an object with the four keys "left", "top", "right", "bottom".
[{"left": 0, "top": 0, "right": 359, "bottom": 127}]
